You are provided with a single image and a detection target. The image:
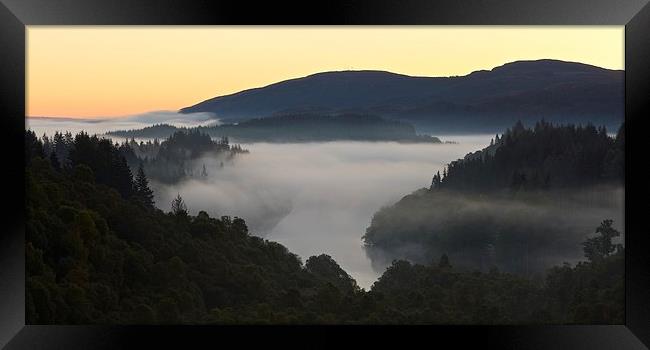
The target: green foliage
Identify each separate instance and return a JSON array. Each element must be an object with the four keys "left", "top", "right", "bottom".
[
  {"left": 25, "top": 130, "right": 44, "bottom": 164},
  {"left": 544, "top": 246, "right": 624, "bottom": 323},
  {"left": 120, "top": 130, "right": 248, "bottom": 184},
  {"left": 305, "top": 254, "right": 359, "bottom": 295},
  {"left": 68, "top": 132, "right": 135, "bottom": 198},
  {"left": 134, "top": 163, "right": 155, "bottom": 208},
  {"left": 25, "top": 130, "right": 623, "bottom": 325},
  {"left": 25, "top": 132, "right": 360, "bottom": 324},
  {"left": 366, "top": 121, "right": 624, "bottom": 277},
  {"left": 171, "top": 193, "right": 188, "bottom": 216},
  {"left": 582, "top": 219, "right": 622, "bottom": 262},
  {"left": 433, "top": 120, "right": 623, "bottom": 192}
]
